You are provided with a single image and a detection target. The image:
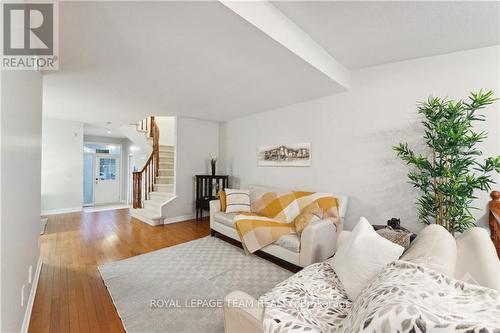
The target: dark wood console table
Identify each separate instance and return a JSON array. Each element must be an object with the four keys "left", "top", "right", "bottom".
[{"left": 195, "top": 175, "right": 229, "bottom": 221}]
